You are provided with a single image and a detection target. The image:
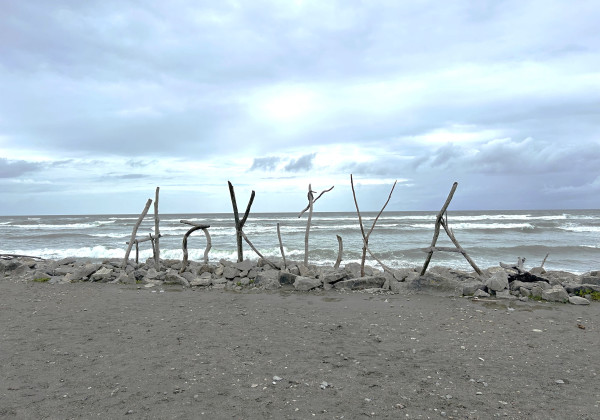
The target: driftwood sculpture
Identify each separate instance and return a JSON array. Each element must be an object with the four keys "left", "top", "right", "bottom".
[
  {"left": 228, "top": 181, "right": 255, "bottom": 263},
  {"left": 350, "top": 174, "right": 397, "bottom": 277},
  {"left": 420, "top": 182, "right": 482, "bottom": 276},
  {"left": 127, "top": 233, "right": 162, "bottom": 264},
  {"left": 298, "top": 184, "right": 334, "bottom": 266},
  {"left": 179, "top": 220, "right": 211, "bottom": 272},
  {"left": 122, "top": 198, "right": 153, "bottom": 268}
]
